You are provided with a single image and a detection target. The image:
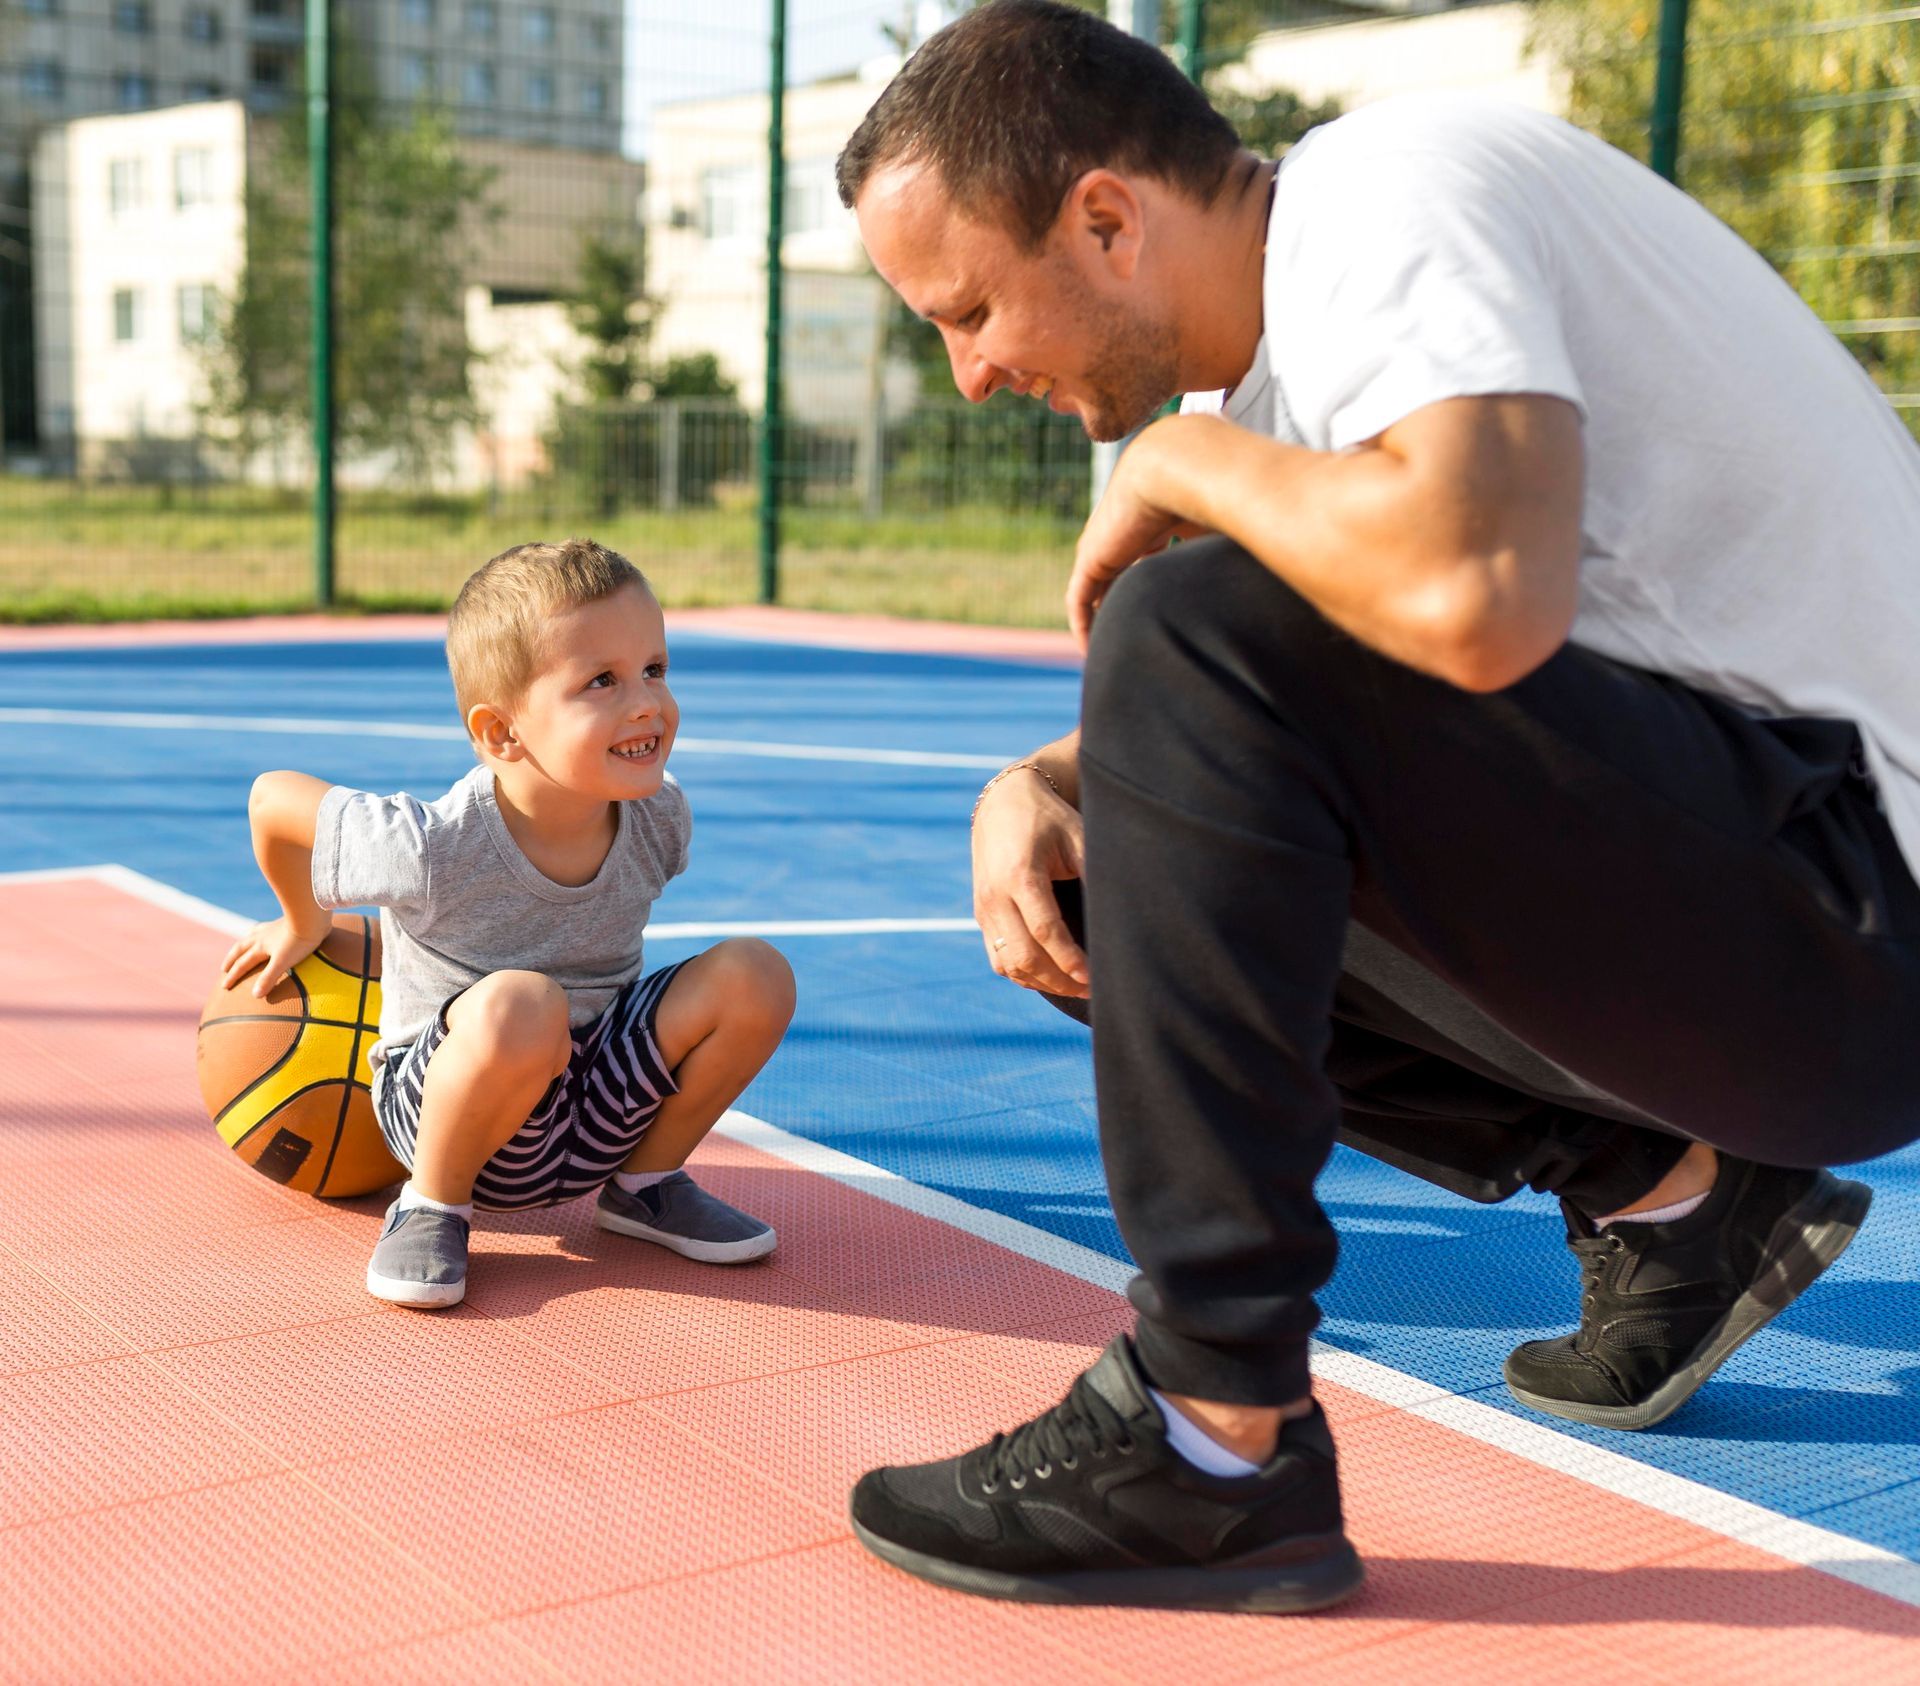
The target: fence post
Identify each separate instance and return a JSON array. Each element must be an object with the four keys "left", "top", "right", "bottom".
[
  {"left": 659, "top": 398, "right": 682, "bottom": 512},
  {"left": 306, "top": 0, "right": 335, "bottom": 607},
  {"left": 758, "top": 0, "right": 787, "bottom": 606},
  {"left": 1178, "top": 0, "right": 1204, "bottom": 80},
  {"left": 1650, "top": 0, "right": 1690, "bottom": 183}
]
